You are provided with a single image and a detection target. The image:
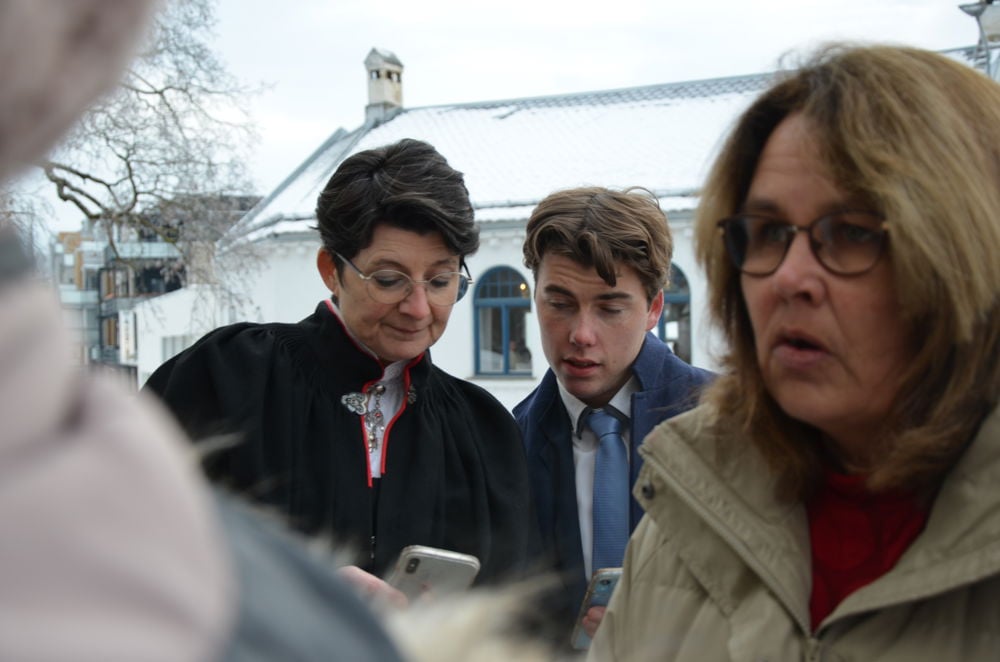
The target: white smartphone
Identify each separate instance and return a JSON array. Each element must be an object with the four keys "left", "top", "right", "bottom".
[
  {"left": 385, "top": 544, "right": 481, "bottom": 602},
  {"left": 570, "top": 567, "right": 622, "bottom": 650}
]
